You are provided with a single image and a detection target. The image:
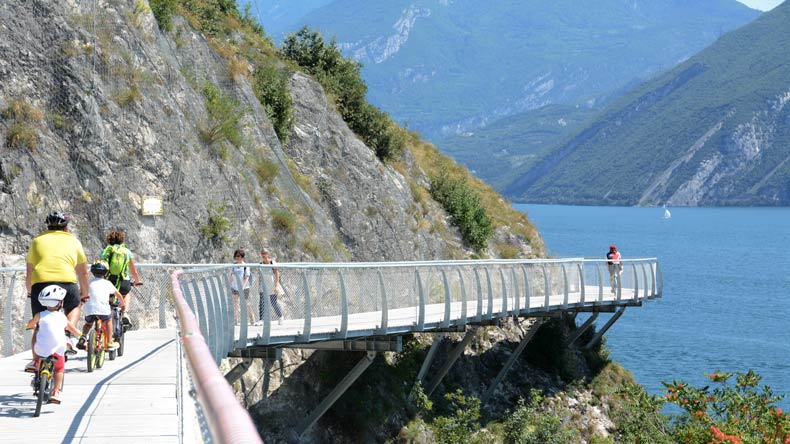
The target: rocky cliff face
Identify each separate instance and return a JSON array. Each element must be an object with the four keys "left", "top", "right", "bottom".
[
  {"left": 0, "top": 0, "right": 514, "bottom": 266},
  {"left": 0, "top": 3, "right": 554, "bottom": 443}
]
